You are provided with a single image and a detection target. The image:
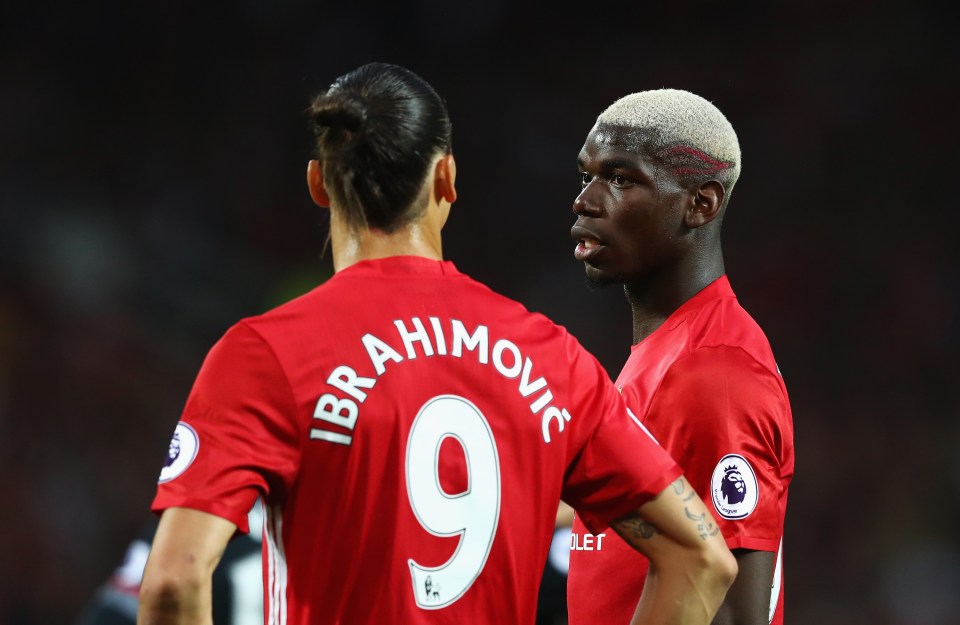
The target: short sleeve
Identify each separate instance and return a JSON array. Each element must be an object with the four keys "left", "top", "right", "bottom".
[
  {"left": 151, "top": 322, "right": 301, "bottom": 533},
  {"left": 560, "top": 346, "right": 682, "bottom": 535},
  {"left": 648, "top": 346, "right": 789, "bottom": 552}
]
